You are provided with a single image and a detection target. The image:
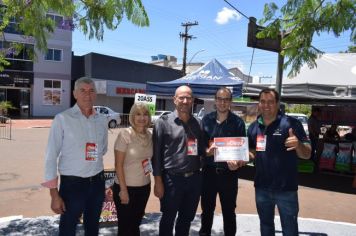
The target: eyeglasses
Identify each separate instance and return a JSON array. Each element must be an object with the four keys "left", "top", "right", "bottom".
[
  {"left": 176, "top": 96, "right": 193, "bottom": 102},
  {"left": 216, "top": 97, "right": 231, "bottom": 103}
]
